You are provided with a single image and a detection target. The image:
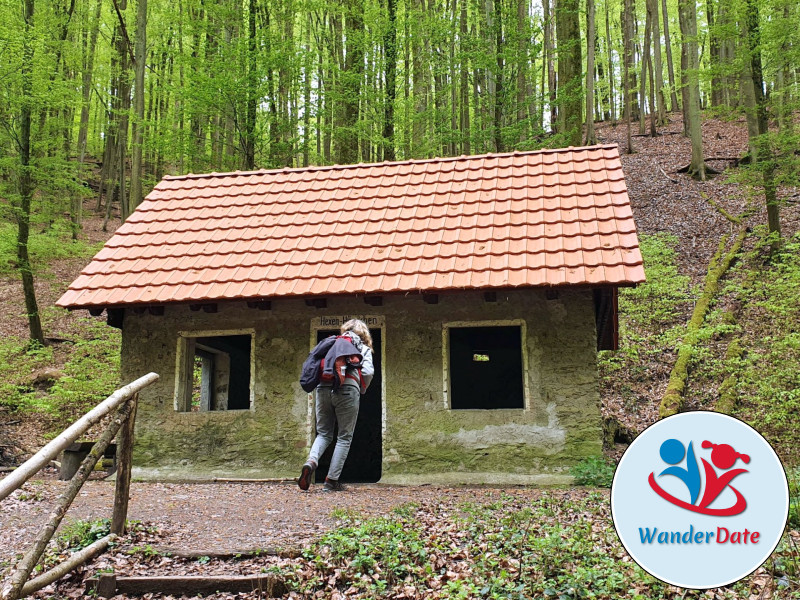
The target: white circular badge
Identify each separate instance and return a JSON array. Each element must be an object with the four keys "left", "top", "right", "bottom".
[{"left": 611, "top": 411, "right": 789, "bottom": 589}]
